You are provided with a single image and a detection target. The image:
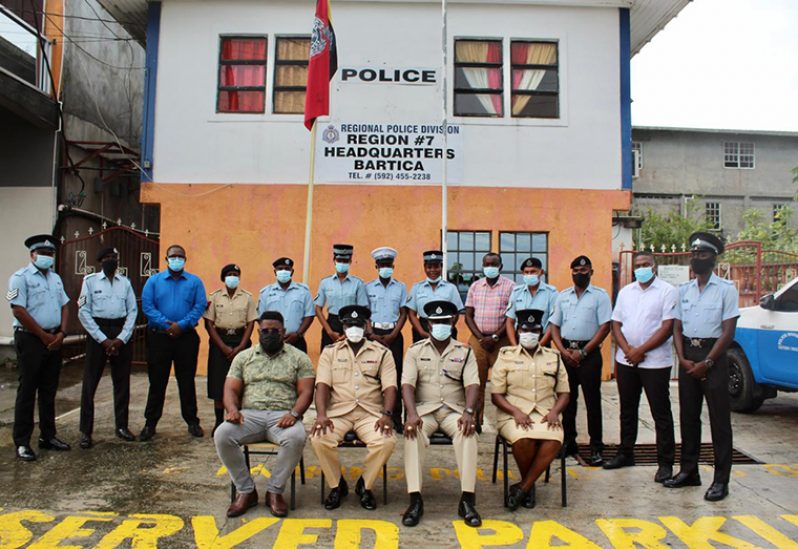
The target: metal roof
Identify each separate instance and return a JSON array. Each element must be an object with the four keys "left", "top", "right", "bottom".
[
  {"left": 98, "top": 0, "right": 689, "bottom": 55},
  {"left": 633, "top": 126, "right": 798, "bottom": 138}
]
